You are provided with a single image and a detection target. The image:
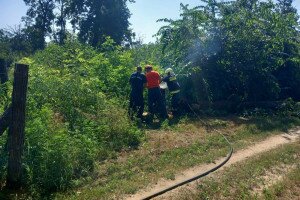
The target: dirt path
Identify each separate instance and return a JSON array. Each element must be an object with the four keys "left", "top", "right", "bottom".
[{"left": 127, "top": 127, "right": 300, "bottom": 200}]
